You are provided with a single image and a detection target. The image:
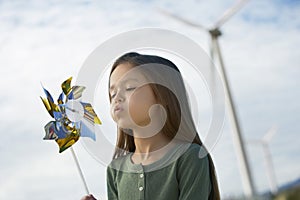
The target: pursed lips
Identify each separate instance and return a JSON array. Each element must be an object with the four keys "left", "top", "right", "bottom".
[{"left": 114, "top": 105, "right": 123, "bottom": 113}]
